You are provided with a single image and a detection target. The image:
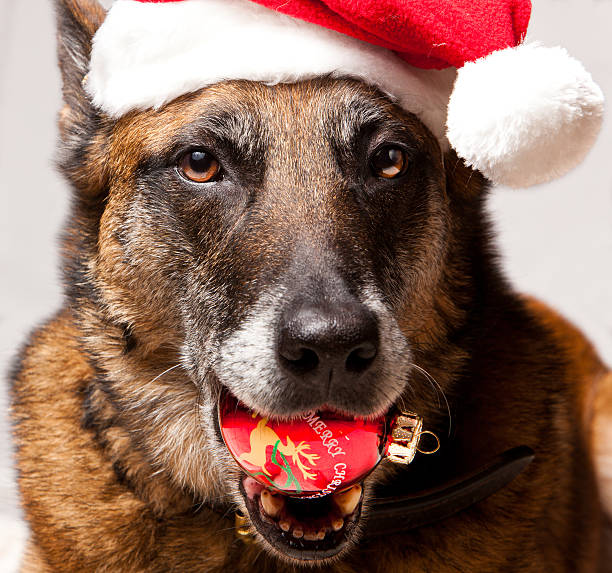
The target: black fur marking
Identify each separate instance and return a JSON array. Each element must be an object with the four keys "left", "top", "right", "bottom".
[
  {"left": 112, "top": 460, "right": 130, "bottom": 488},
  {"left": 121, "top": 324, "right": 138, "bottom": 354}
]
